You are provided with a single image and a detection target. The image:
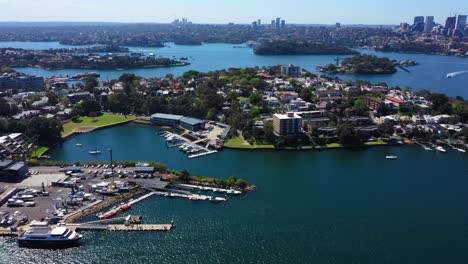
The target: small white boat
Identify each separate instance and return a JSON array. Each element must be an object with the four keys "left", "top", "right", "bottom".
[
  {"left": 423, "top": 146, "right": 432, "bottom": 151},
  {"left": 76, "top": 143, "right": 83, "bottom": 147},
  {"left": 209, "top": 197, "right": 227, "bottom": 203},
  {"left": 226, "top": 189, "right": 242, "bottom": 195},
  {"left": 436, "top": 146, "right": 447, "bottom": 153},
  {"left": 455, "top": 148, "right": 466, "bottom": 153},
  {"left": 386, "top": 155, "right": 398, "bottom": 160},
  {"left": 89, "top": 149, "right": 101, "bottom": 155}
]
